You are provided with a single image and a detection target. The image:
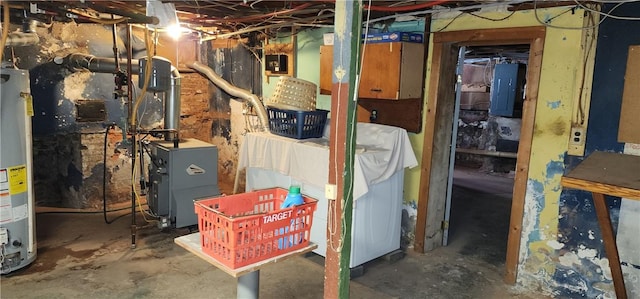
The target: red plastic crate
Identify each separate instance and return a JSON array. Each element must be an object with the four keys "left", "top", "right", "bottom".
[{"left": 194, "top": 188, "right": 317, "bottom": 269}]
